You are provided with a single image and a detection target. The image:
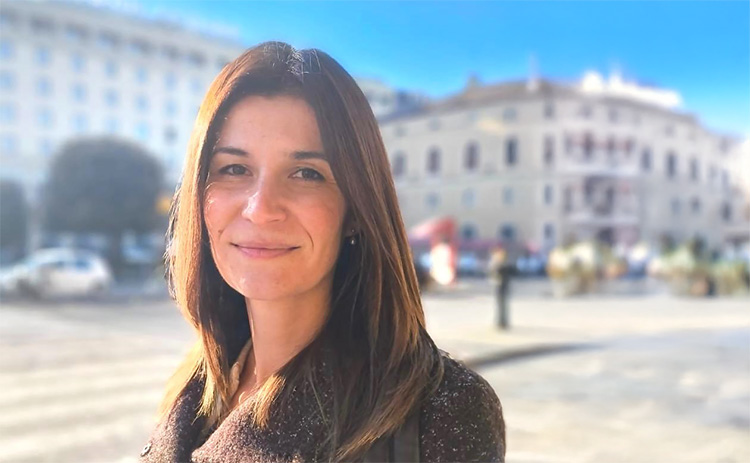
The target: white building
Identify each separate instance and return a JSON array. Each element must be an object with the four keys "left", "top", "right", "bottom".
[
  {"left": 380, "top": 71, "right": 745, "bottom": 251},
  {"left": 0, "top": 0, "right": 246, "bottom": 198}
]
